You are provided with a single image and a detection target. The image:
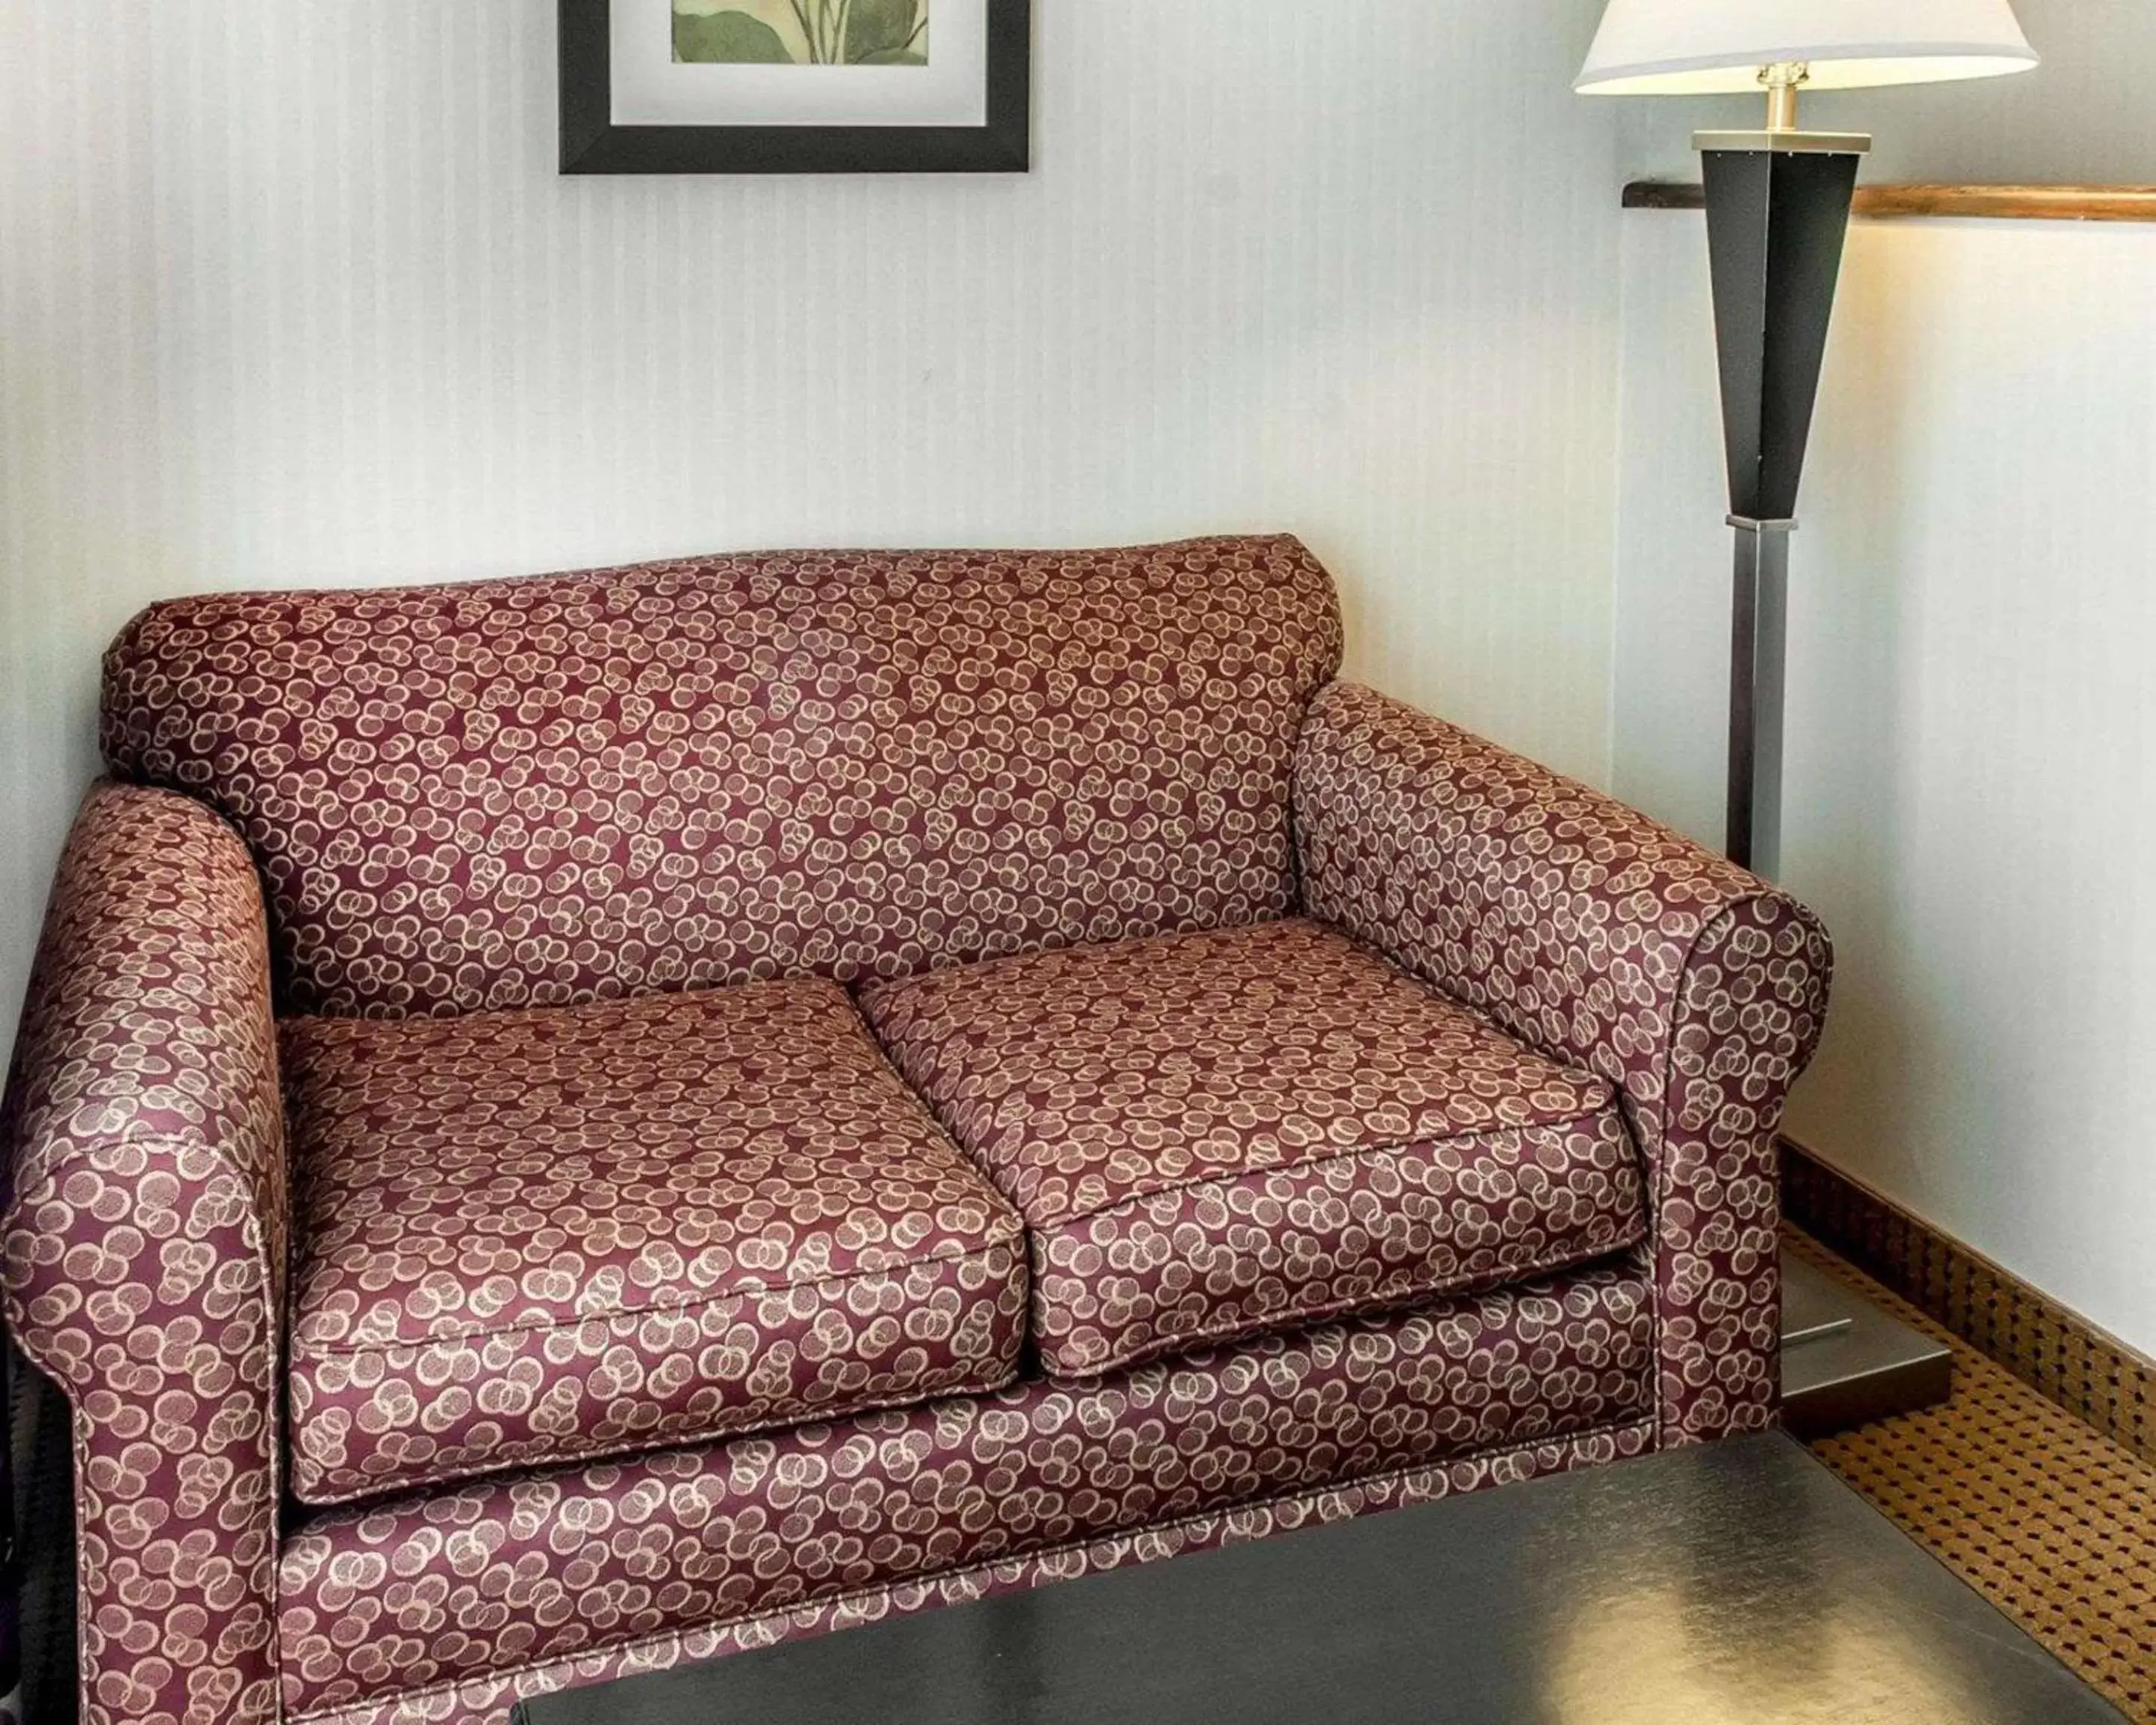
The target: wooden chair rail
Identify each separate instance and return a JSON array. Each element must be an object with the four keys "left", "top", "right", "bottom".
[{"left": 1624, "top": 182, "right": 2156, "bottom": 222}]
